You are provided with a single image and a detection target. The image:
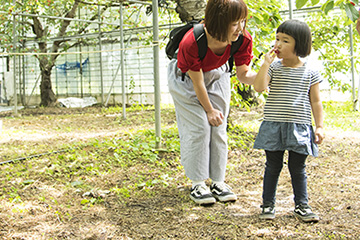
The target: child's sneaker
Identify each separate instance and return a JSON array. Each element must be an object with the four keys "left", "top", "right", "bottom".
[
  {"left": 210, "top": 182, "right": 237, "bottom": 202},
  {"left": 190, "top": 184, "right": 216, "bottom": 205},
  {"left": 259, "top": 205, "right": 275, "bottom": 220},
  {"left": 293, "top": 203, "right": 319, "bottom": 223}
]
